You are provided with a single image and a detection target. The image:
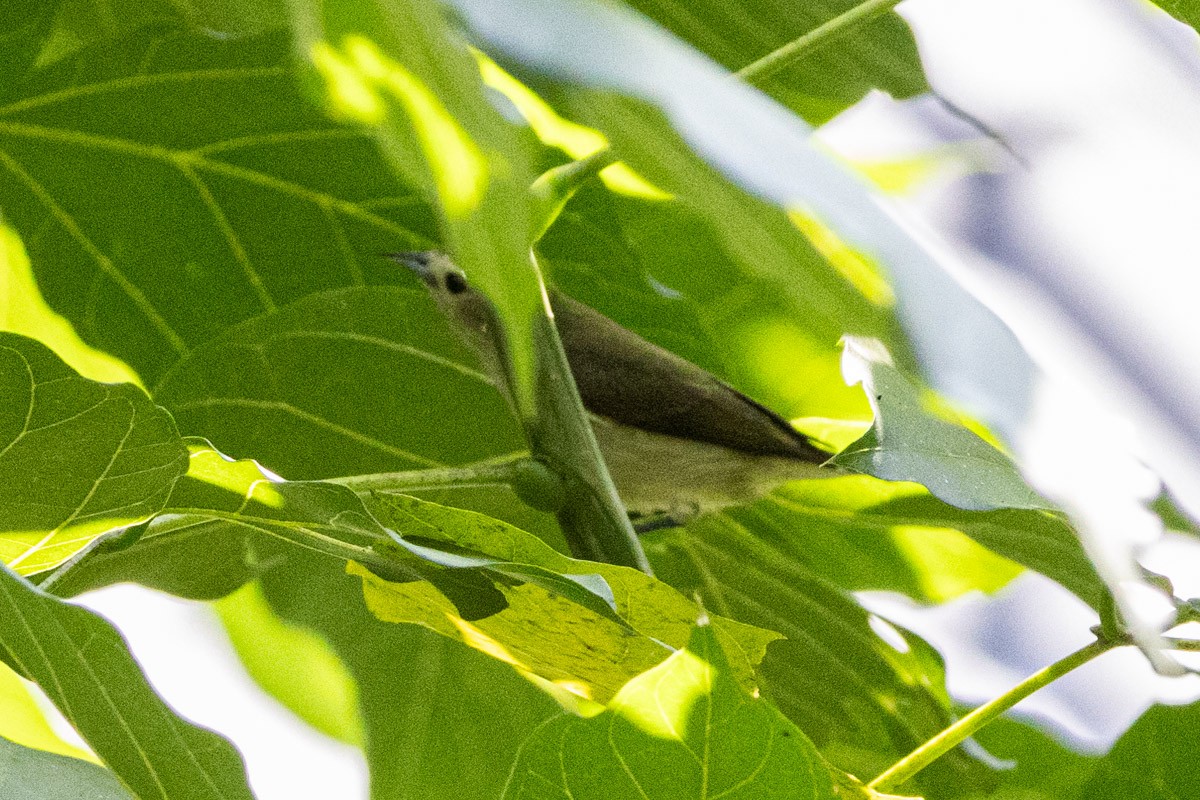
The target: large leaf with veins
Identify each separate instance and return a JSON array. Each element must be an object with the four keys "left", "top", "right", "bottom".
[
  {"left": 0, "top": 25, "right": 436, "bottom": 386},
  {"left": 0, "top": 333, "right": 187, "bottom": 575}
]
